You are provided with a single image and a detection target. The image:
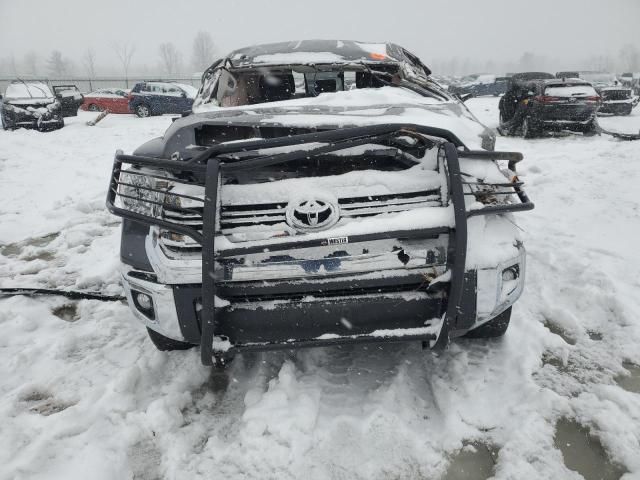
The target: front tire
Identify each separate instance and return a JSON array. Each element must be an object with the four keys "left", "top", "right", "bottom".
[
  {"left": 135, "top": 104, "right": 151, "bottom": 118},
  {"left": 583, "top": 118, "right": 599, "bottom": 136},
  {"left": 464, "top": 307, "right": 512, "bottom": 338},
  {"left": 146, "top": 327, "right": 196, "bottom": 351},
  {"left": 88, "top": 104, "right": 101, "bottom": 112}
]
